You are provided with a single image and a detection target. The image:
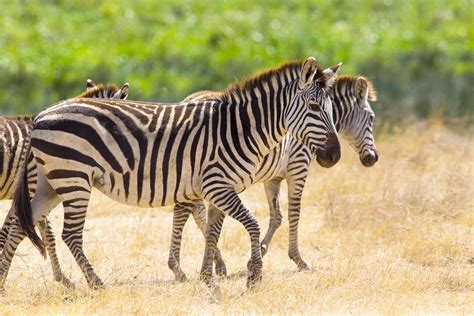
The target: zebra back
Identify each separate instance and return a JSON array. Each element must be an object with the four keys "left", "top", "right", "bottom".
[
  {"left": 0, "top": 80, "right": 131, "bottom": 200},
  {"left": 182, "top": 90, "right": 221, "bottom": 103}
]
